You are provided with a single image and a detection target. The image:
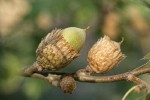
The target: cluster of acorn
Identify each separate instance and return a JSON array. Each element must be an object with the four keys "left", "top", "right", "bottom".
[{"left": 34, "top": 27, "right": 125, "bottom": 93}]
